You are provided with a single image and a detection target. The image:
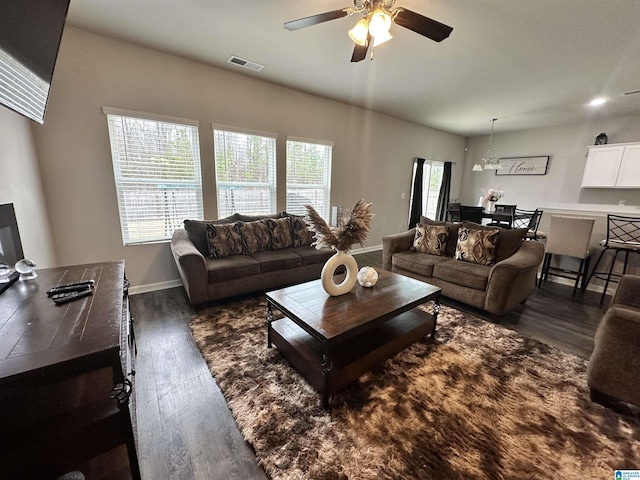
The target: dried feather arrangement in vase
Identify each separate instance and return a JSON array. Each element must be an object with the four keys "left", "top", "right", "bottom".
[{"left": 304, "top": 199, "right": 374, "bottom": 253}]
